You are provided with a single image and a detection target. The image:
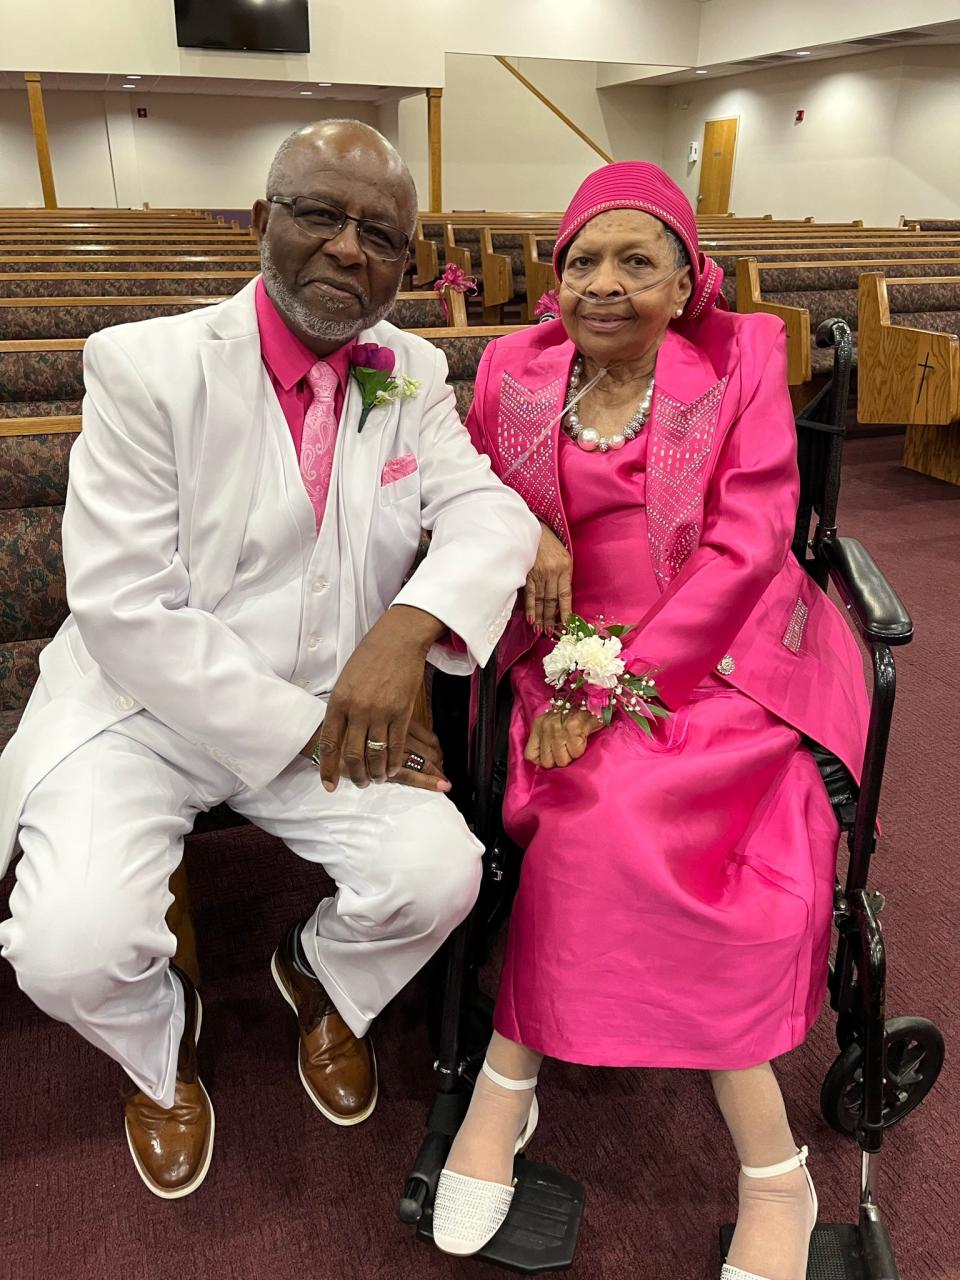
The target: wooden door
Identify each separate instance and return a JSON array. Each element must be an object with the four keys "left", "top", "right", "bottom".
[{"left": 697, "top": 118, "right": 738, "bottom": 216}]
